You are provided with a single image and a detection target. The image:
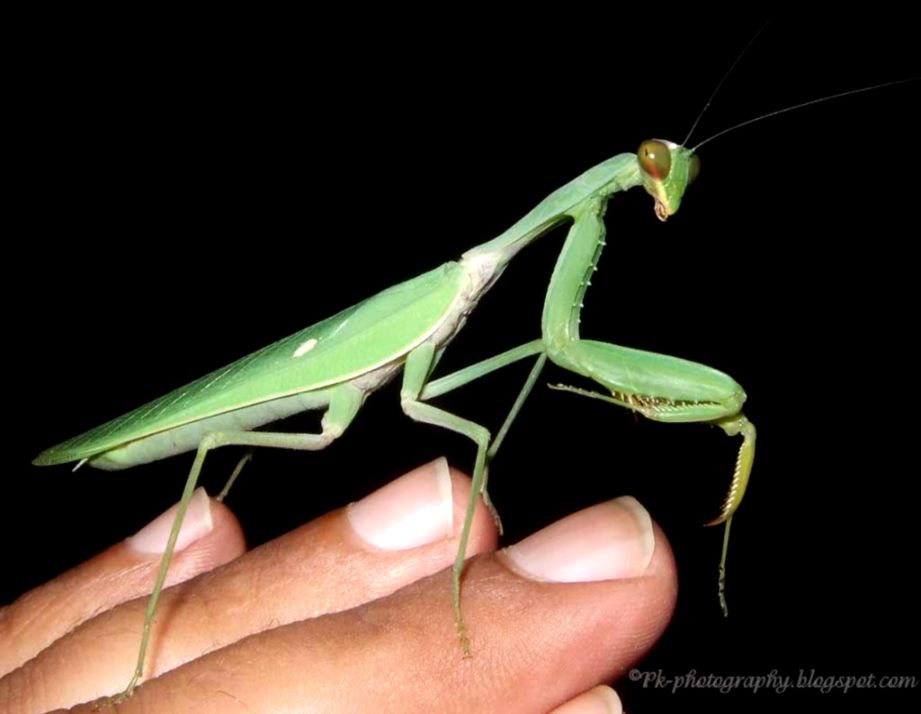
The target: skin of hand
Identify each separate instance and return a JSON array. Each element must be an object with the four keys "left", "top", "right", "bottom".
[{"left": 0, "top": 458, "right": 677, "bottom": 713}]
